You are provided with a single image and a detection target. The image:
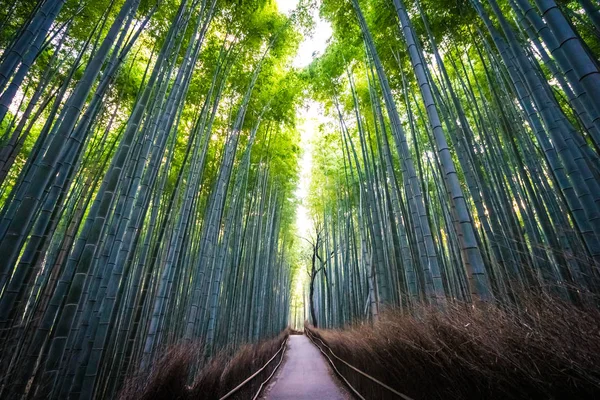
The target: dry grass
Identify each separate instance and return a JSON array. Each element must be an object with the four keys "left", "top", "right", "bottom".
[
  {"left": 307, "top": 295, "right": 600, "bottom": 400},
  {"left": 118, "top": 329, "right": 289, "bottom": 400}
]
